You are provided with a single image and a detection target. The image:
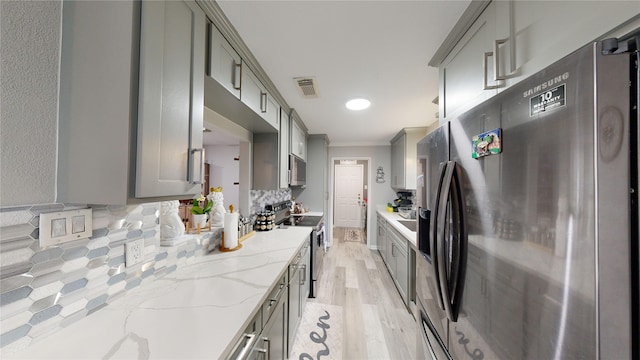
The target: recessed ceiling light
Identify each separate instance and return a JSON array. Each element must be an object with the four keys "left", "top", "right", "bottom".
[{"left": 346, "top": 98, "right": 370, "bottom": 111}]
